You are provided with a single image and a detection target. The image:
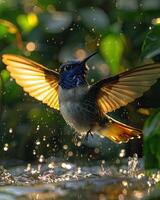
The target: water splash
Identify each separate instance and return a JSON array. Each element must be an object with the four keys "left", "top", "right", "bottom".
[
  {"left": 0, "top": 156, "right": 159, "bottom": 200},
  {"left": 128, "top": 153, "right": 139, "bottom": 177},
  {"left": 0, "top": 166, "right": 15, "bottom": 185}
]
